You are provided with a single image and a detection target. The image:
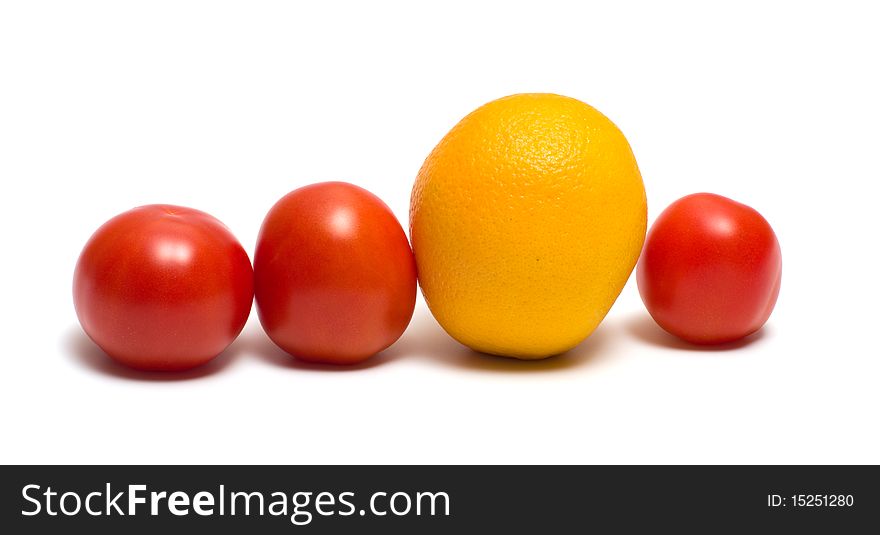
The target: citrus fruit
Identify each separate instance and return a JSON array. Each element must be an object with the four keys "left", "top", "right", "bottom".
[{"left": 410, "top": 93, "right": 647, "bottom": 359}]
